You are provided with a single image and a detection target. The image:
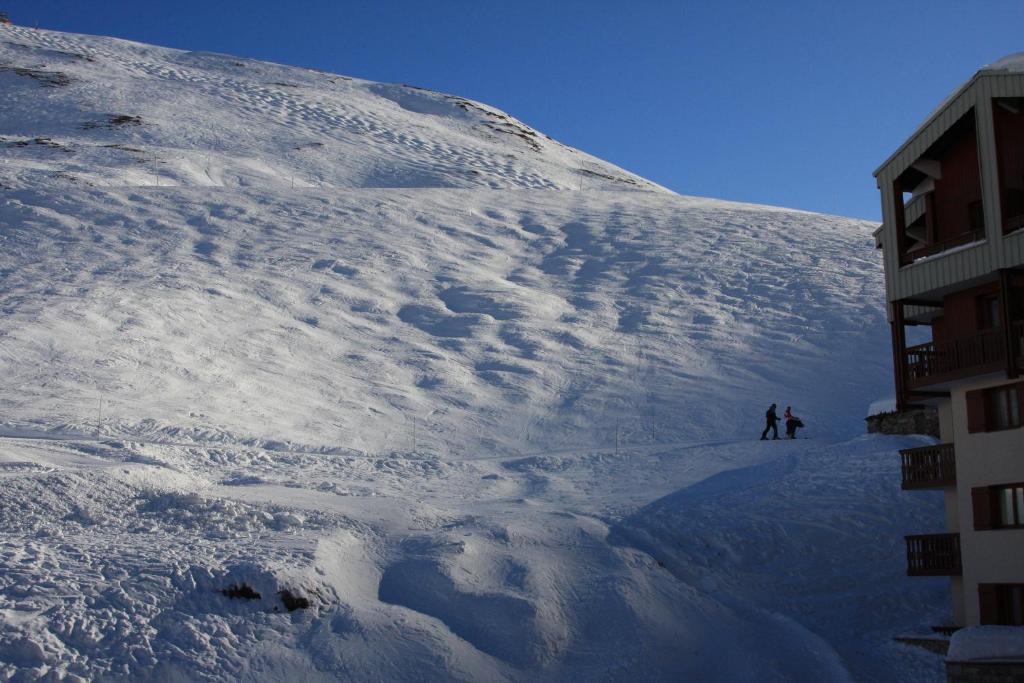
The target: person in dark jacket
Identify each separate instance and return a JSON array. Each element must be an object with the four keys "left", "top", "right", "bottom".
[{"left": 761, "top": 403, "right": 780, "bottom": 440}]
